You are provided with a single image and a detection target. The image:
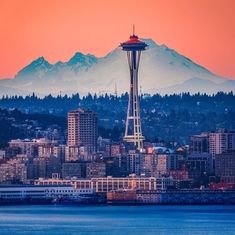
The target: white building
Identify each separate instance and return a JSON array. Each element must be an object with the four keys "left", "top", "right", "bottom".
[
  {"left": 0, "top": 185, "right": 94, "bottom": 200},
  {"left": 209, "top": 129, "right": 235, "bottom": 156},
  {"left": 35, "top": 175, "right": 157, "bottom": 193},
  {"left": 9, "top": 138, "right": 55, "bottom": 157}
]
